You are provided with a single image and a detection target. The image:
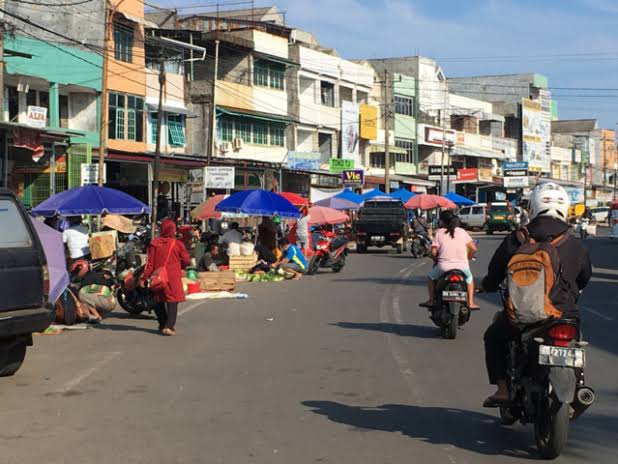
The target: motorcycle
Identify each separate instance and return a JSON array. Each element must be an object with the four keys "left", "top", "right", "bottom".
[
  {"left": 116, "top": 226, "right": 155, "bottom": 316},
  {"left": 427, "top": 270, "right": 472, "bottom": 339},
  {"left": 497, "top": 287, "right": 594, "bottom": 459},
  {"left": 307, "top": 230, "right": 348, "bottom": 275},
  {"left": 574, "top": 217, "right": 589, "bottom": 239},
  {"left": 409, "top": 233, "right": 431, "bottom": 258}
]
